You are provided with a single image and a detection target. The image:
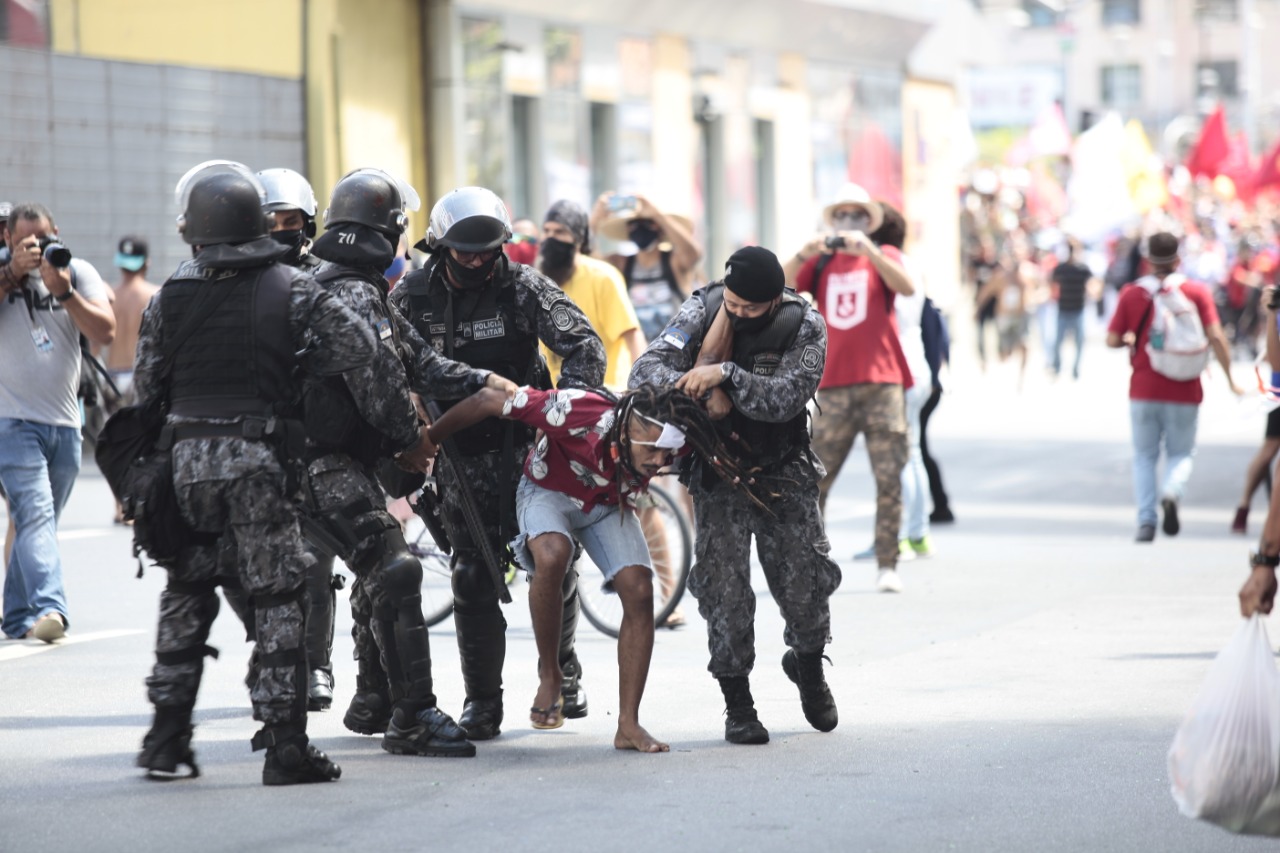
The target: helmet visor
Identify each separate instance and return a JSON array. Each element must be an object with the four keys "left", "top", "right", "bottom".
[{"left": 176, "top": 160, "right": 265, "bottom": 212}]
